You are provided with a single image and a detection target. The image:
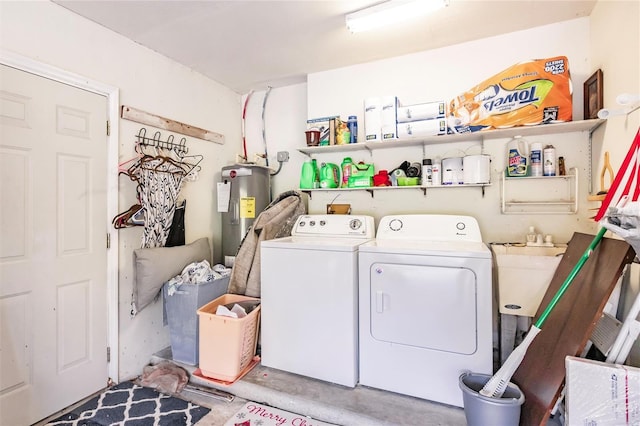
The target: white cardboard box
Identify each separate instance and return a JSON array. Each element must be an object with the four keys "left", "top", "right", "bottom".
[
  {"left": 565, "top": 356, "right": 640, "bottom": 426},
  {"left": 397, "top": 101, "right": 446, "bottom": 123},
  {"left": 364, "top": 97, "right": 382, "bottom": 142},
  {"left": 381, "top": 96, "right": 398, "bottom": 140},
  {"left": 397, "top": 118, "right": 447, "bottom": 138}
]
